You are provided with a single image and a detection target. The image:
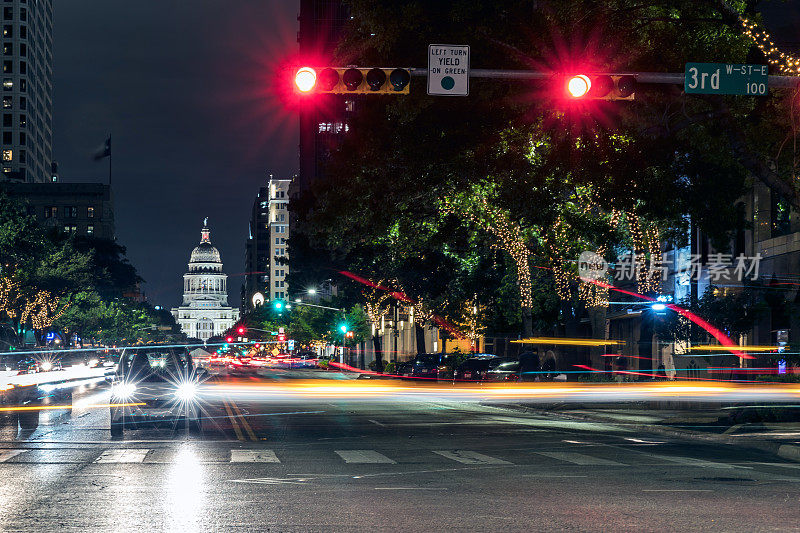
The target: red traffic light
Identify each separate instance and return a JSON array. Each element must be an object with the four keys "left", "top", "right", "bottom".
[
  {"left": 294, "top": 67, "right": 316, "bottom": 92},
  {"left": 237, "top": 326, "right": 246, "bottom": 334},
  {"left": 567, "top": 74, "right": 591, "bottom": 98},
  {"left": 225, "top": 336, "right": 233, "bottom": 343}
]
